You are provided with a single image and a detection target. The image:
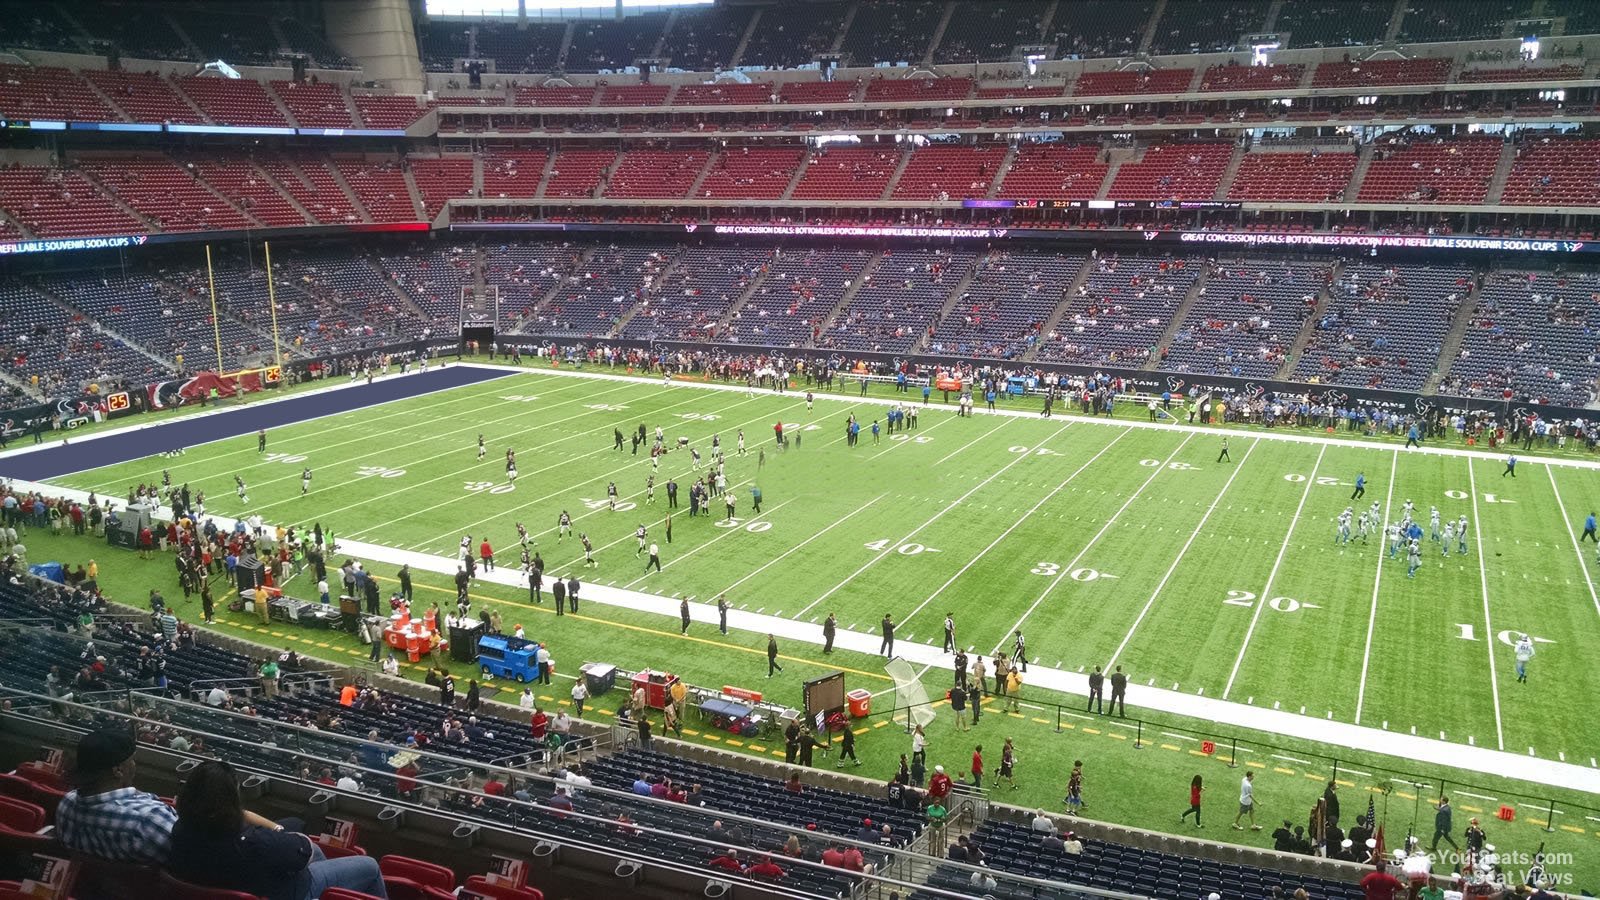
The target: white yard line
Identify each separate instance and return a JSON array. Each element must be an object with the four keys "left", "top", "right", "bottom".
[
  {"left": 1543, "top": 464, "right": 1600, "bottom": 625},
  {"left": 381, "top": 392, "right": 778, "bottom": 545},
  {"left": 899, "top": 427, "right": 1137, "bottom": 629},
  {"left": 1466, "top": 459, "right": 1506, "bottom": 751},
  {"left": 1222, "top": 443, "right": 1327, "bottom": 700},
  {"left": 793, "top": 418, "right": 1047, "bottom": 620},
  {"left": 992, "top": 430, "right": 1192, "bottom": 655},
  {"left": 1354, "top": 448, "right": 1400, "bottom": 725},
  {"left": 1105, "top": 438, "right": 1261, "bottom": 670},
  {"left": 715, "top": 494, "right": 889, "bottom": 597},
  {"left": 619, "top": 498, "right": 797, "bottom": 588}
]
